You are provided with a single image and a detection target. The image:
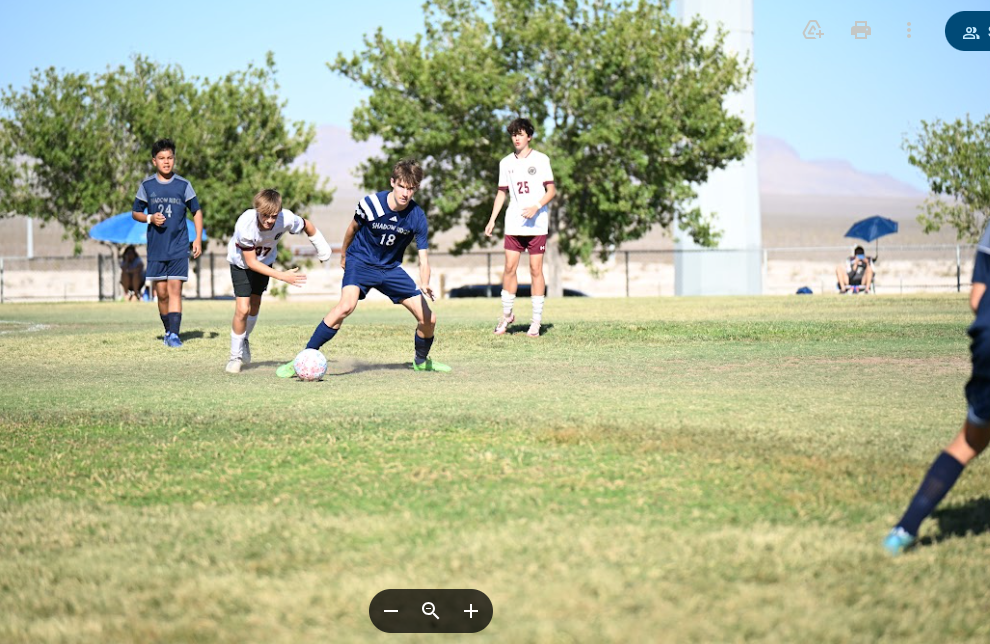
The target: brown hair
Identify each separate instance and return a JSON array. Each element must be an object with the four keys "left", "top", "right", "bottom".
[
  {"left": 254, "top": 188, "right": 282, "bottom": 216},
  {"left": 391, "top": 159, "right": 423, "bottom": 188}
]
